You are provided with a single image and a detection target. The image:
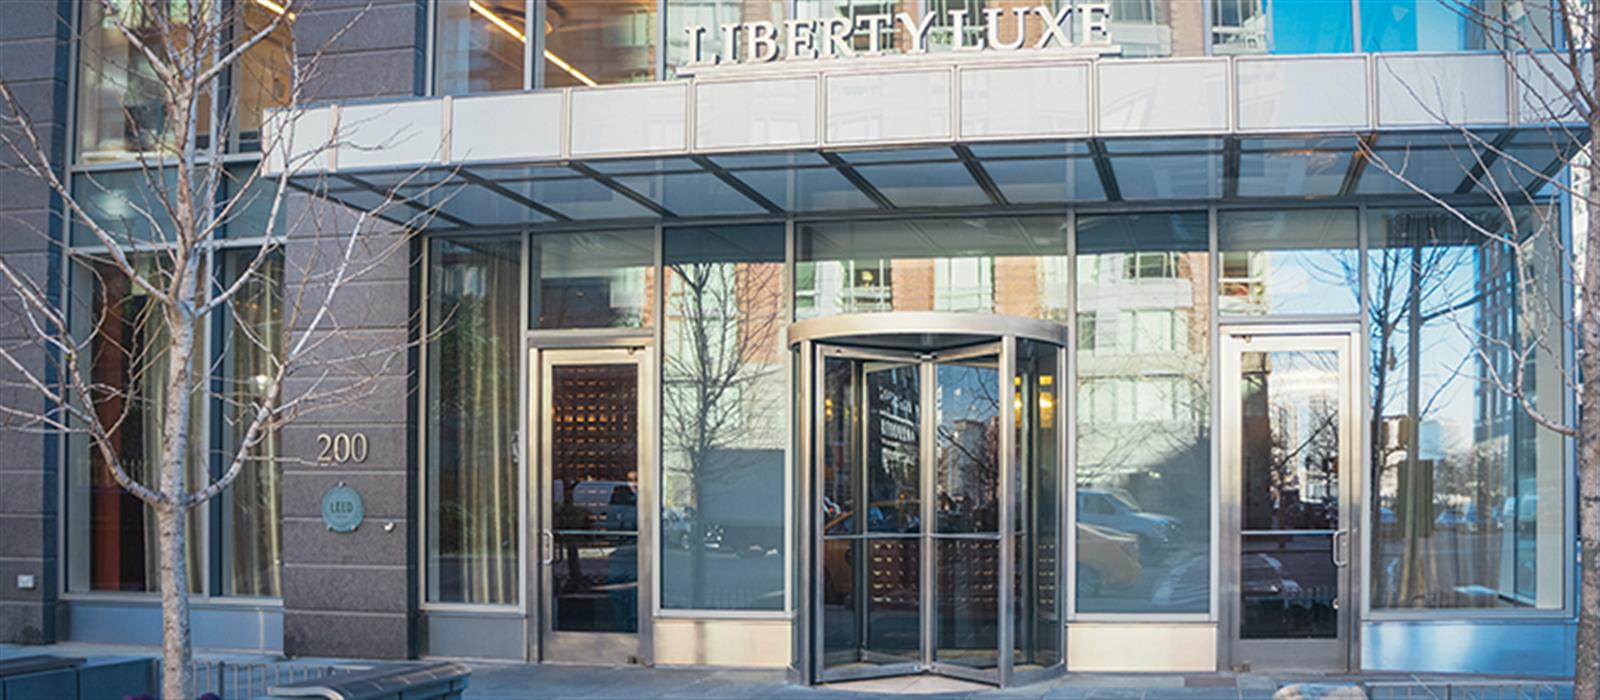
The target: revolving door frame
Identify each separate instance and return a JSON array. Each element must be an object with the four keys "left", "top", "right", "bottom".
[{"left": 790, "top": 312, "right": 1069, "bottom": 688}]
